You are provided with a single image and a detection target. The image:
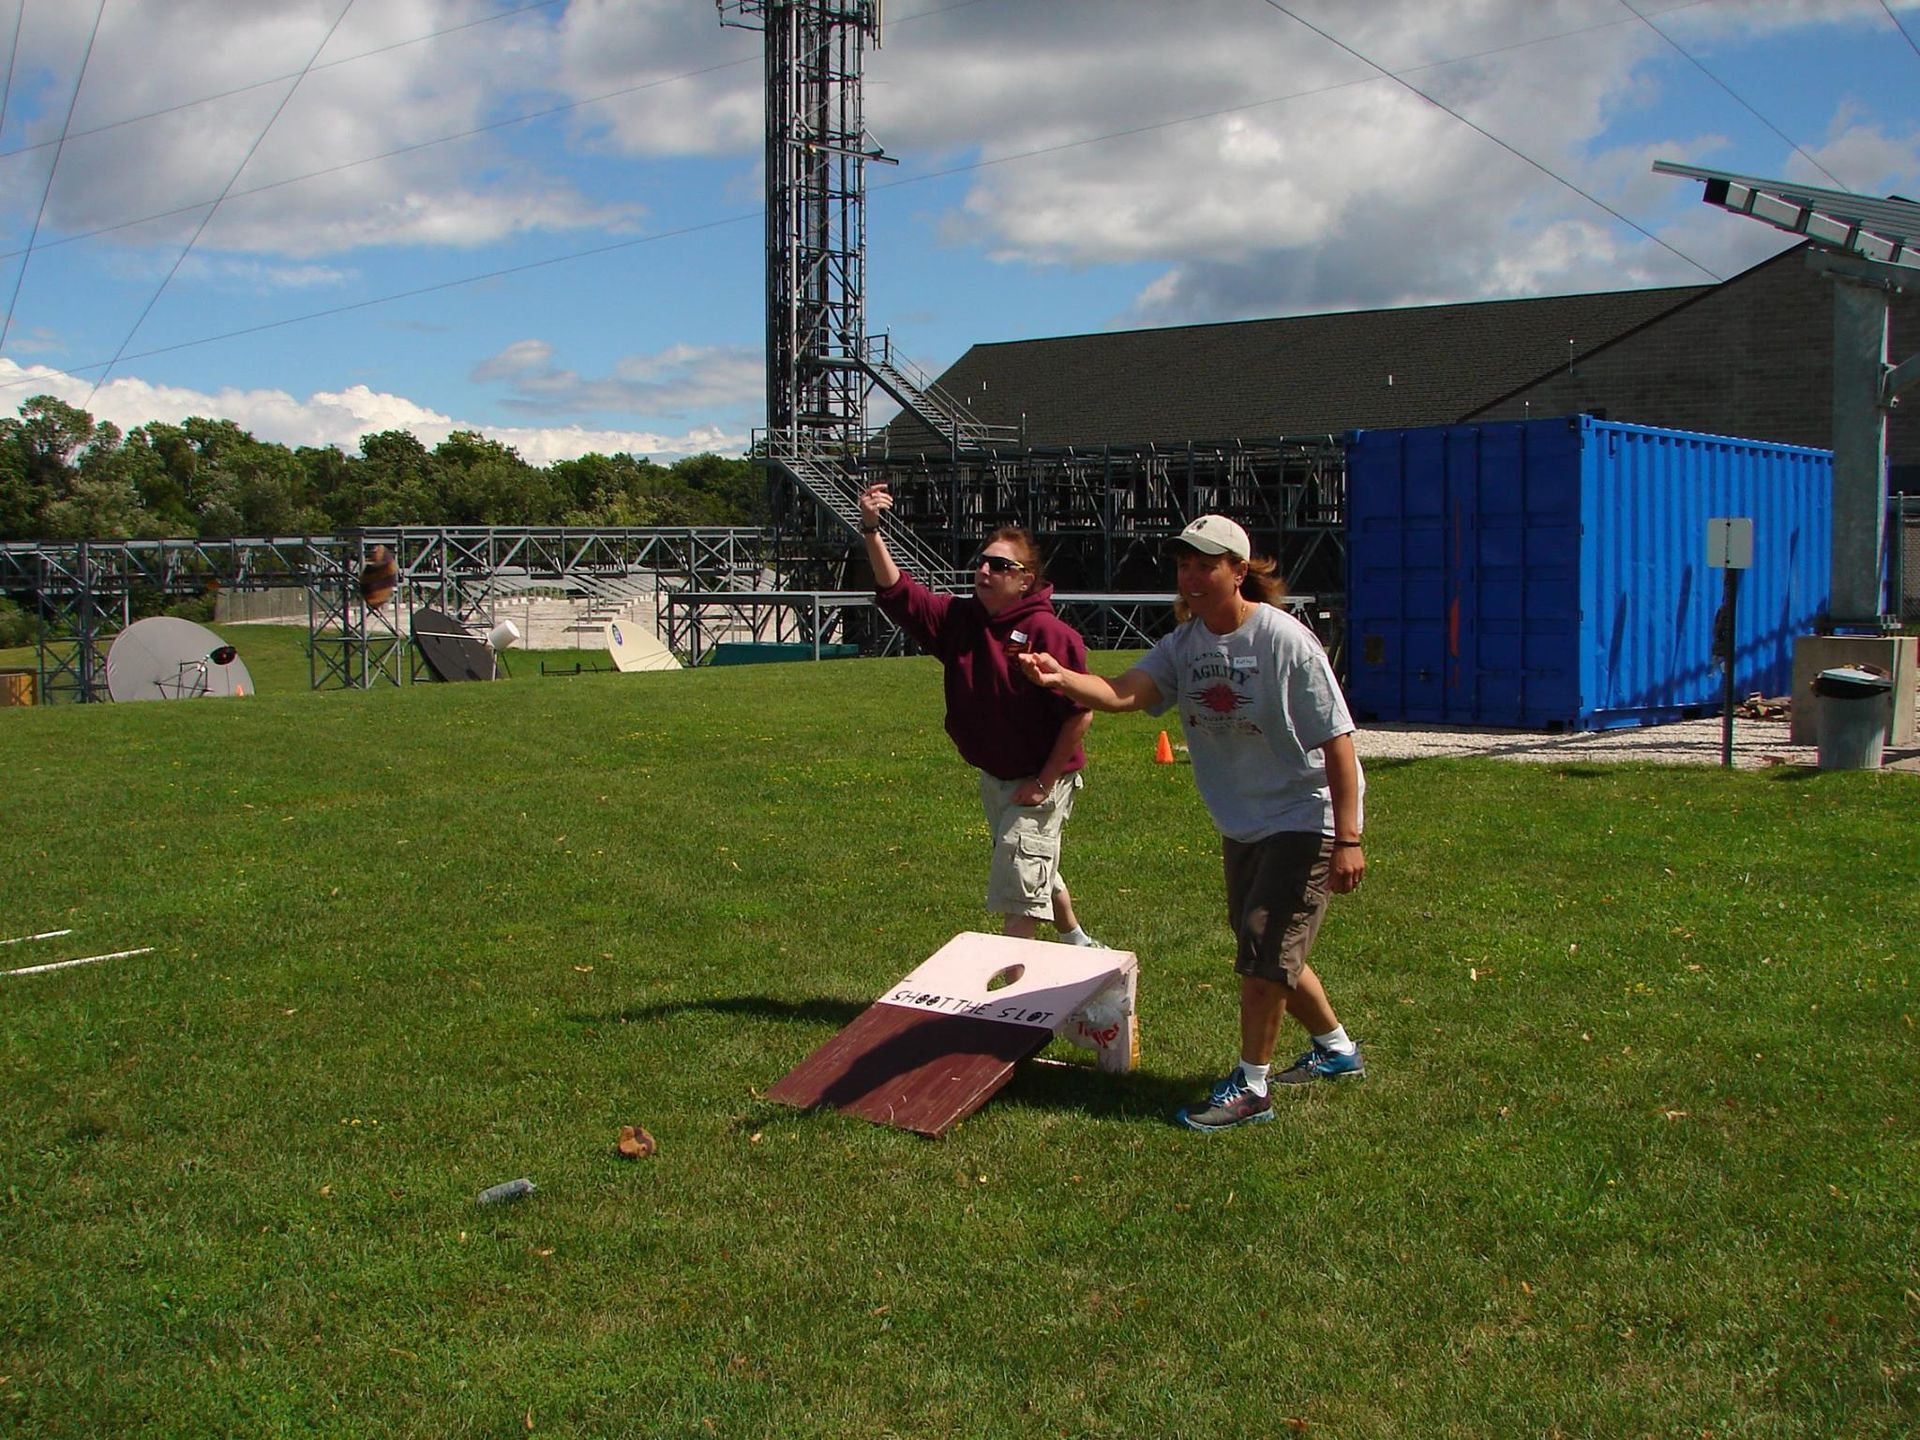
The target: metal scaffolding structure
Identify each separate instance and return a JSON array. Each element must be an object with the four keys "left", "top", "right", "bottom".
[
  {"left": 21, "top": 545, "right": 128, "bottom": 704},
  {"left": 6, "top": 12, "right": 1359, "bottom": 703},
  {"left": 713, "top": 1, "right": 1350, "bottom": 631},
  {"left": 3, "top": 535, "right": 324, "bottom": 704},
  {"left": 2, "top": 527, "right": 771, "bottom": 701},
  {"left": 661, "top": 585, "right": 1340, "bottom": 672},
  {"left": 718, "top": 0, "right": 879, "bottom": 452},
  {"left": 856, "top": 436, "right": 1348, "bottom": 598},
  {"left": 717, "top": 1, "right": 988, "bottom": 592},
  {"left": 662, "top": 589, "right": 887, "bottom": 666}
]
